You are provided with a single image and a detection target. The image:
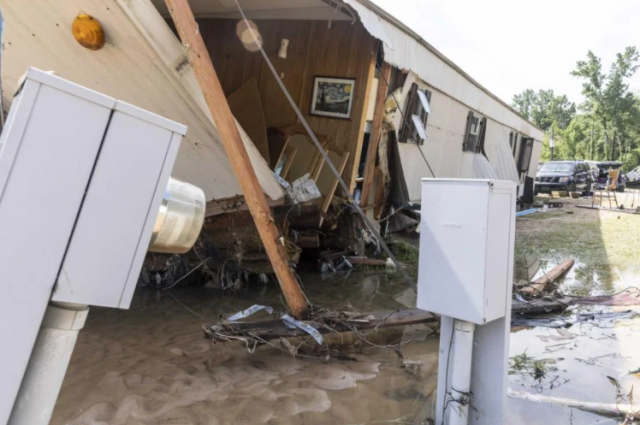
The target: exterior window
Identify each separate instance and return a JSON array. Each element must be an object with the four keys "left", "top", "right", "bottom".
[
  {"left": 399, "top": 83, "right": 432, "bottom": 145},
  {"left": 518, "top": 137, "right": 534, "bottom": 173},
  {"left": 463, "top": 111, "right": 487, "bottom": 153}
]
